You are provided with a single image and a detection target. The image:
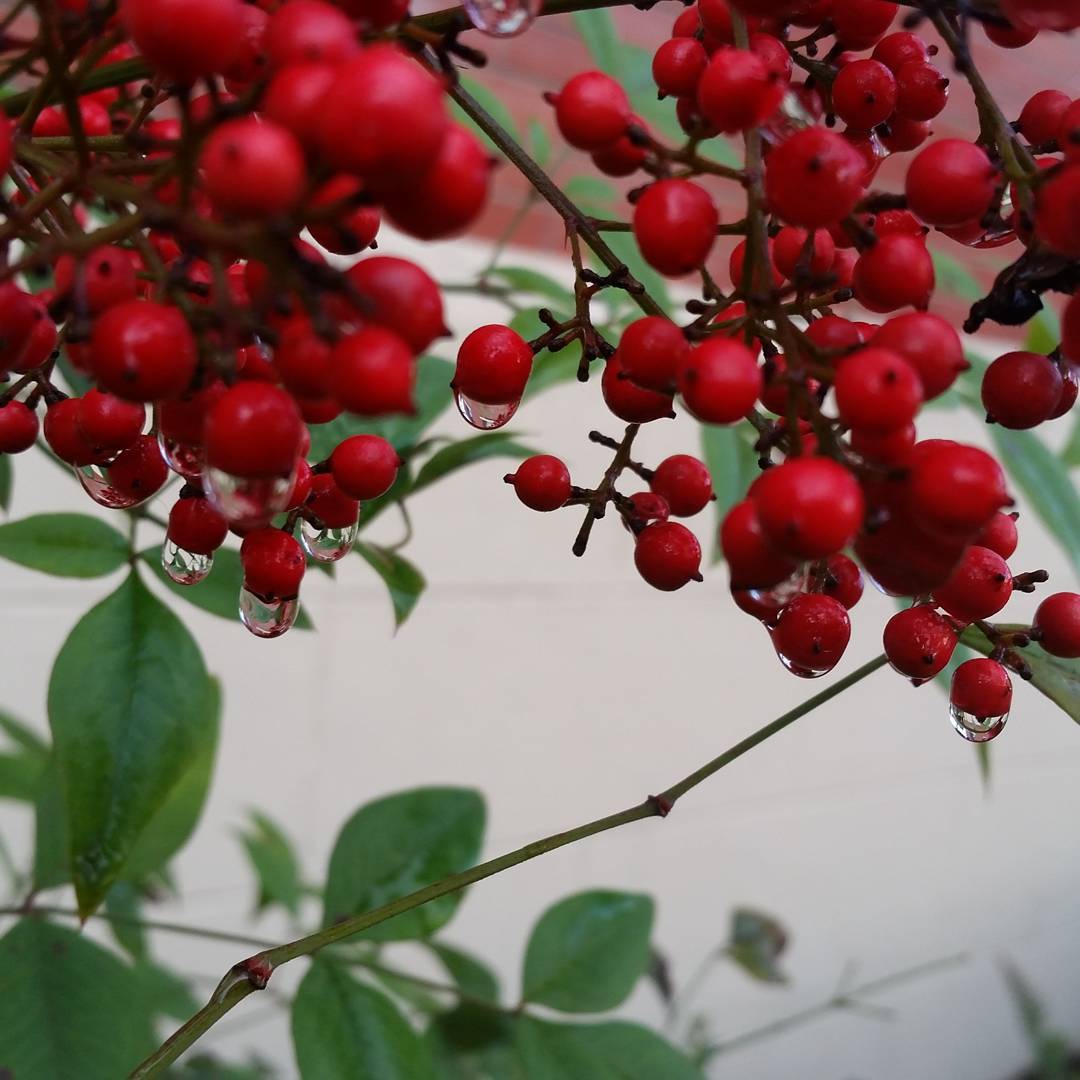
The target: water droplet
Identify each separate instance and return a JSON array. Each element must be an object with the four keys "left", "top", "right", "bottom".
[
  {"left": 76, "top": 461, "right": 146, "bottom": 509},
  {"left": 157, "top": 428, "right": 204, "bottom": 480},
  {"left": 948, "top": 703, "right": 1008, "bottom": 743},
  {"left": 771, "top": 642, "right": 835, "bottom": 679},
  {"left": 761, "top": 89, "right": 818, "bottom": 146},
  {"left": 161, "top": 538, "right": 213, "bottom": 585},
  {"left": 238, "top": 586, "right": 299, "bottom": 639},
  {"left": 454, "top": 390, "right": 519, "bottom": 430},
  {"left": 739, "top": 570, "right": 807, "bottom": 628},
  {"left": 462, "top": 0, "right": 540, "bottom": 35},
  {"left": 204, "top": 466, "right": 295, "bottom": 526},
  {"left": 300, "top": 518, "right": 358, "bottom": 563}
]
